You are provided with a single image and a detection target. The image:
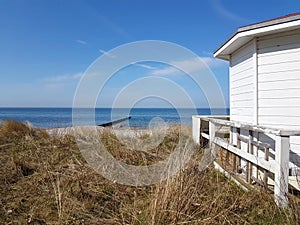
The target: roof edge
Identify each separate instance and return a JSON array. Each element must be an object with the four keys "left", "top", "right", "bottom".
[{"left": 214, "top": 12, "right": 300, "bottom": 59}]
